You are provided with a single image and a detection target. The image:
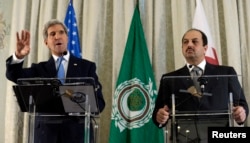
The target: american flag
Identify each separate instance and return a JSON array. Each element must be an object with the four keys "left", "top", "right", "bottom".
[{"left": 64, "top": 0, "right": 82, "bottom": 58}]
